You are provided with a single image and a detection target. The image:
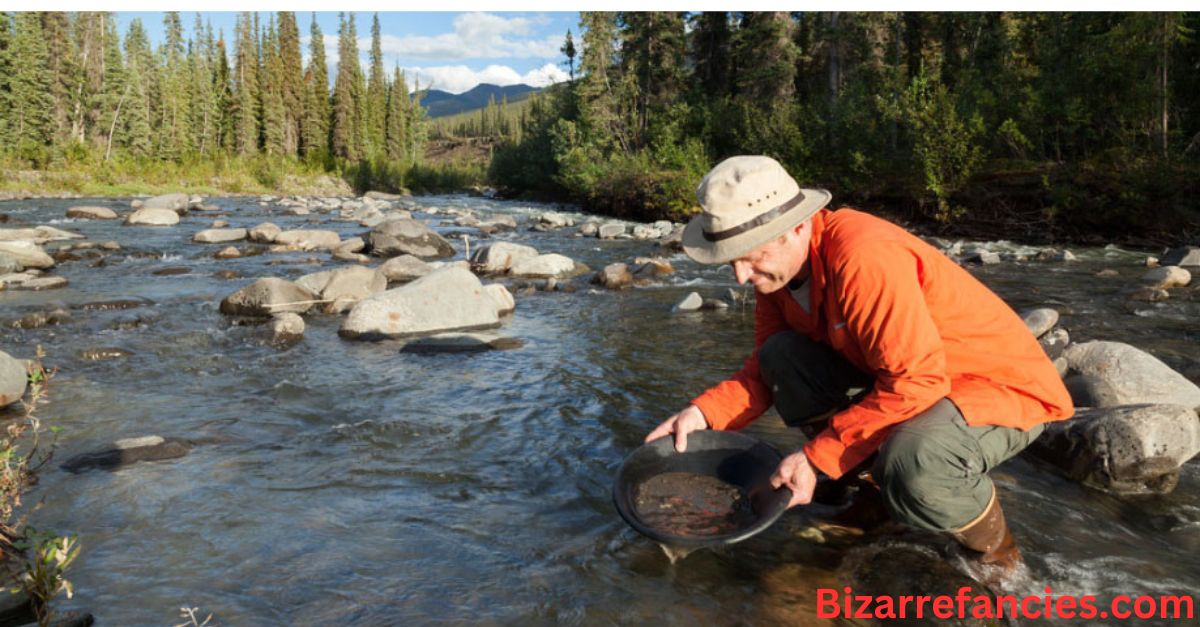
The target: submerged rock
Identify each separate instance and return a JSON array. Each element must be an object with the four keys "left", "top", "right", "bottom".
[
  {"left": 66, "top": 205, "right": 118, "bottom": 220},
  {"left": 79, "top": 347, "right": 133, "bottom": 361},
  {"left": 61, "top": 435, "right": 192, "bottom": 473},
  {"left": 340, "top": 266, "right": 500, "bottom": 340},
  {"left": 1026, "top": 404, "right": 1200, "bottom": 494},
  {"left": 400, "top": 333, "right": 525, "bottom": 354}
]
